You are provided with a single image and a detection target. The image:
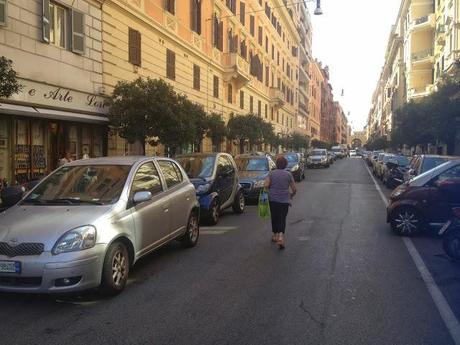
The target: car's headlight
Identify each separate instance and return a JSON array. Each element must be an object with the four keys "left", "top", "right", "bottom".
[
  {"left": 196, "top": 183, "right": 211, "bottom": 194},
  {"left": 254, "top": 180, "right": 265, "bottom": 188},
  {"left": 391, "top": 186, "right": 407, "bottom": 199},
  {"left": 52, "top": 225, "right": 97, "bottom": 255},
  {"left": 291, "top": 164, "right": 299, "bottom": 172},
  {"left": 321, "top": 157, "right": 327, "bottom": 162}
]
